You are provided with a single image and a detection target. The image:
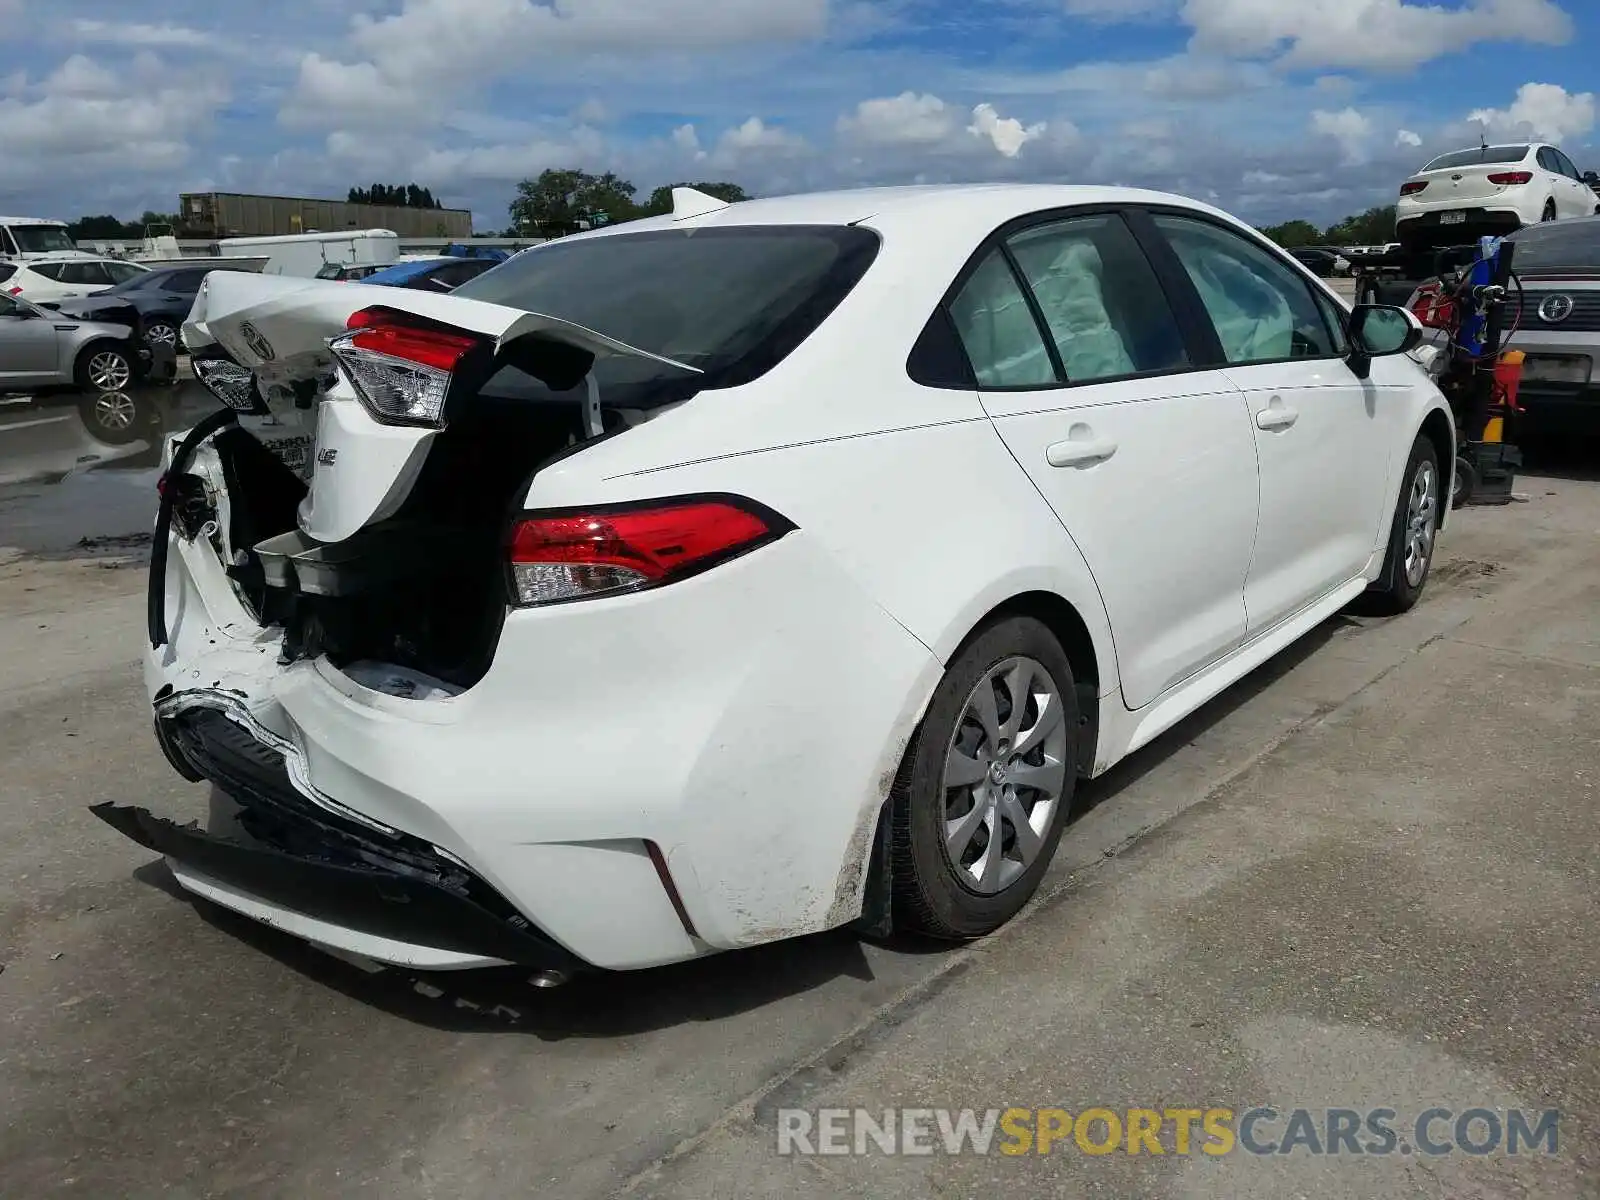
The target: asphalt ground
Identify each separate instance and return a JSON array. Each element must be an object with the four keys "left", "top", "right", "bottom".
[{"left": 0, "top": 360, "right": 1596, "bottom": 1198}]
